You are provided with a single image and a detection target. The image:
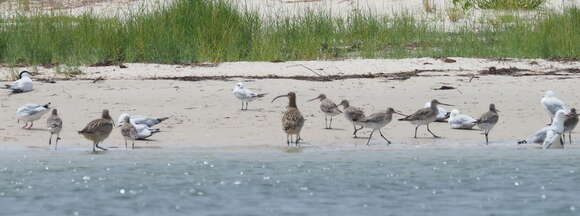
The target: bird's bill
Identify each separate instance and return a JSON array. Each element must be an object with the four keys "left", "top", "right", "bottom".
[
  {"left": 307, "top": 96, "right": 321, "bottom": 102},
  {"left": 271, "top": 95, "right": 288, "bottom": 103},
  {"left": 436, "top": 102, "right": 453, "bottom": 106},
  {"left": 393, "top": 110, "right": 408, "bottom": 116}
]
